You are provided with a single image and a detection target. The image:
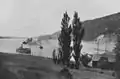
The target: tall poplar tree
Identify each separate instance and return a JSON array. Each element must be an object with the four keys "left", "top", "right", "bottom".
[
  {"left": 72, "top": 12, "right": 85, "bottom": 69},
  {"left": 58, "top": 12, "right": 72, "bottom": 66}
]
